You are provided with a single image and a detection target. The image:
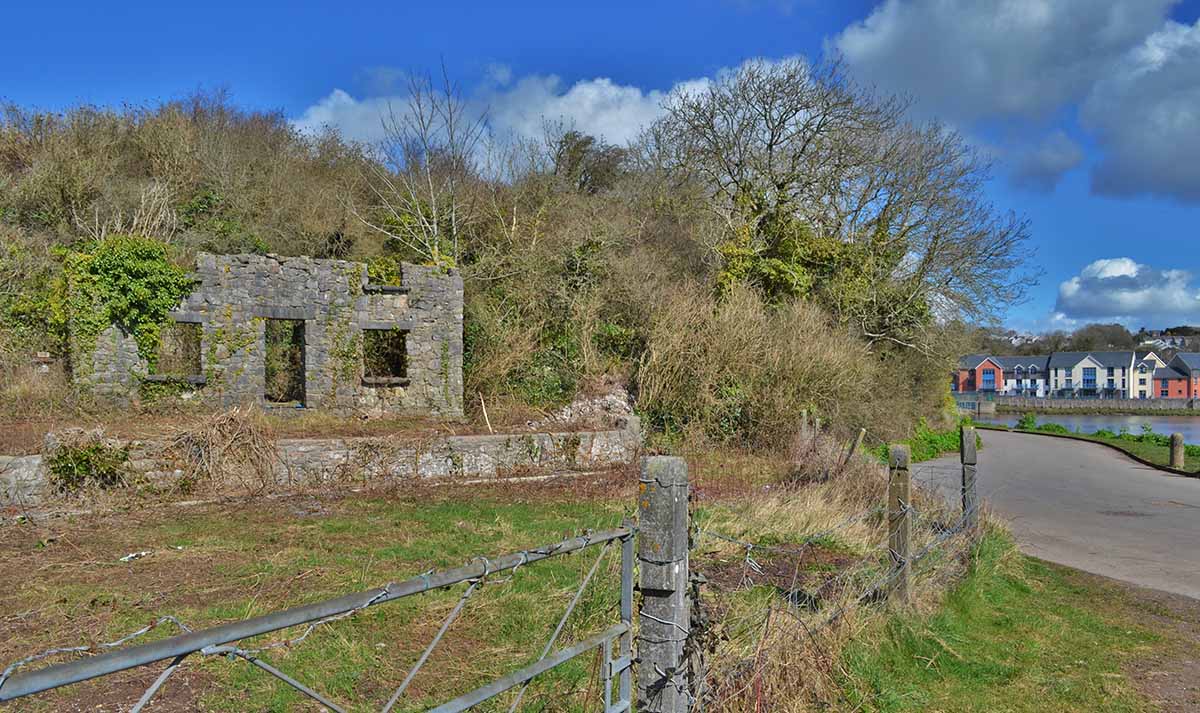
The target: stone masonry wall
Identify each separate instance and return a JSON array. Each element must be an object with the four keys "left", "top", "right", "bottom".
[
  {"left": 0, "top": 417, "right": 641, "bottom": 507},
  {"left": 73, "top": 253, "right": 463, "bottom": 417}
]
